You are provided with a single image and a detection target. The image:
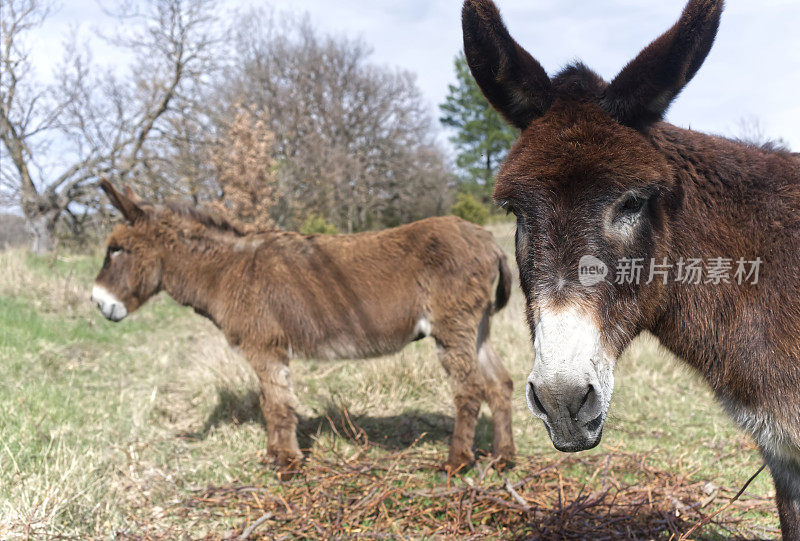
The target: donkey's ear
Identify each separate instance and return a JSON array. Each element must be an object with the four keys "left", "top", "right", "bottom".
[
  {"left": 99, "top": 179, "right": 145, "bottom": 223},
  {"left": 601, "top": 0, "right": 723, "bottom": 130},
  {"left": 123, "top": 185, "right": 143, "bottom": 205},
  {"left": 462, "top": 0, "right": 553, "bottom": 130}
]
